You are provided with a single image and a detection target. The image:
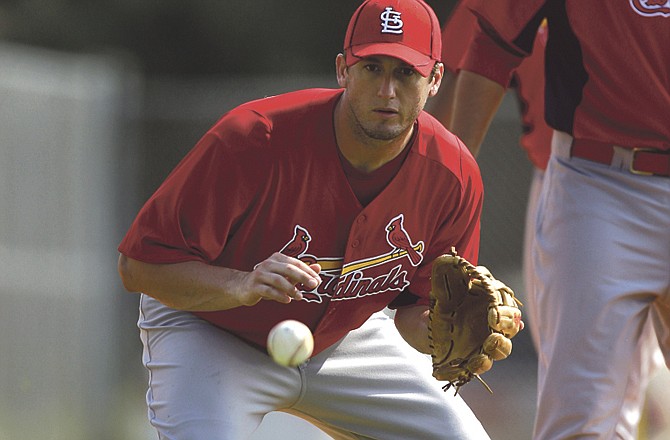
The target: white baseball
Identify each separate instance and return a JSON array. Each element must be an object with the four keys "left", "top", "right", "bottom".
[{"left": 267, "top": 320, "right": 314, "bottom": 367}]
